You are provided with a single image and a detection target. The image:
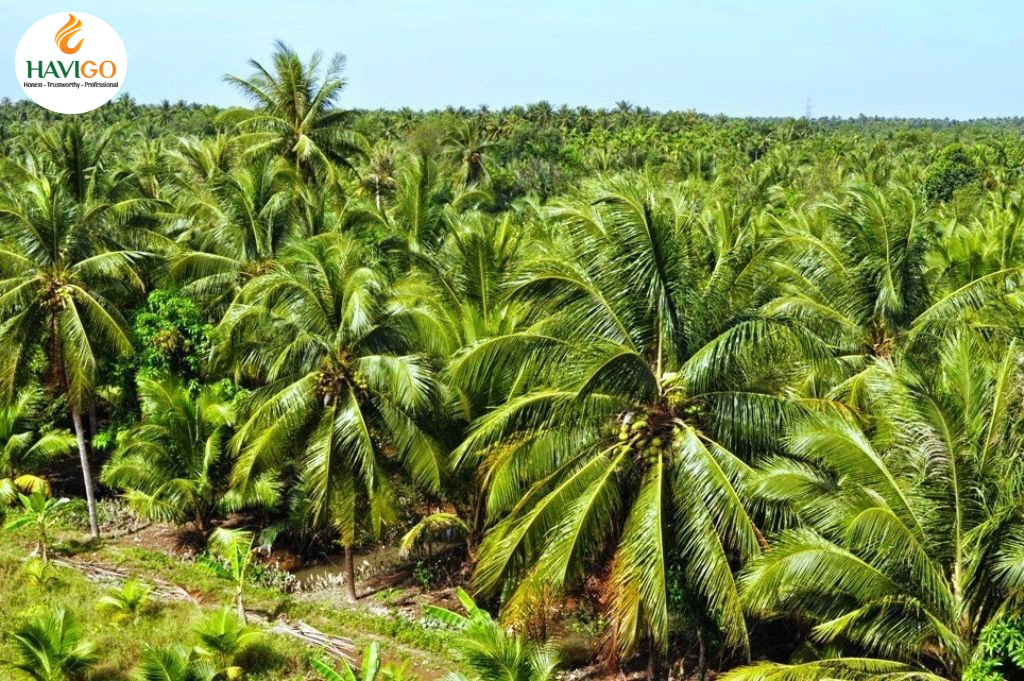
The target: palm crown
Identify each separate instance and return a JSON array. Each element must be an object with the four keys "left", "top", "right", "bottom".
[
  {"left": 454, "top": 179, "right": 818, "bottom": 661},
  {"left": 170, "top": 156, "right": 298, "bottom": 311},
  {"left": 223, "top": 40, "right": 366, "bottom": 184}
]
